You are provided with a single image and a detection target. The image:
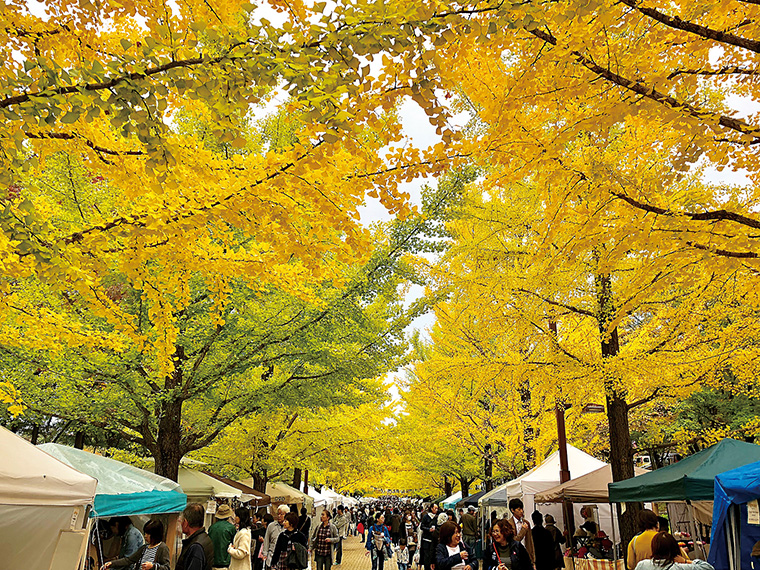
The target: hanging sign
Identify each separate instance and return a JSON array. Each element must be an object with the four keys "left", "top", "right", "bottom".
[{"left": 748, "top": 500, "right": 760, "bottom": 525}]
